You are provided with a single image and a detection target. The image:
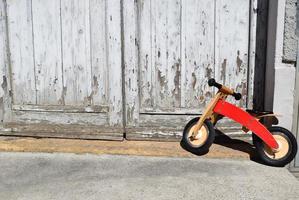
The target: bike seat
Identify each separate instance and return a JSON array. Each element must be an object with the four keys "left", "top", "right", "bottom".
[{"left": 246, "top": 109, "right": 279, "bottom": 125}]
